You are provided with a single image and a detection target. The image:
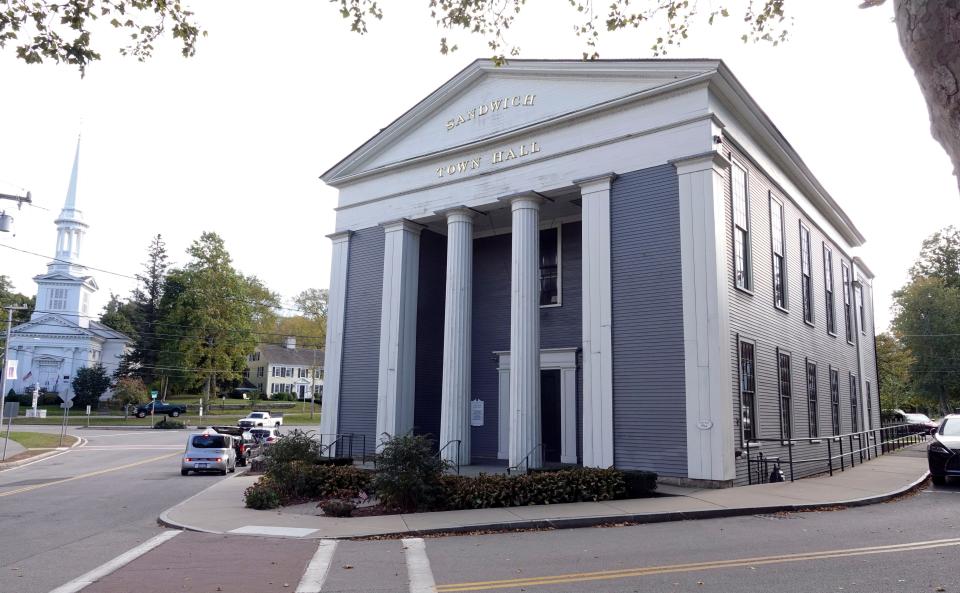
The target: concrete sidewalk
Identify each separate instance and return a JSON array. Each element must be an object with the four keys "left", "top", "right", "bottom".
[{"left": 159, "top": 447, "right": 930, "bottom": 539}]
